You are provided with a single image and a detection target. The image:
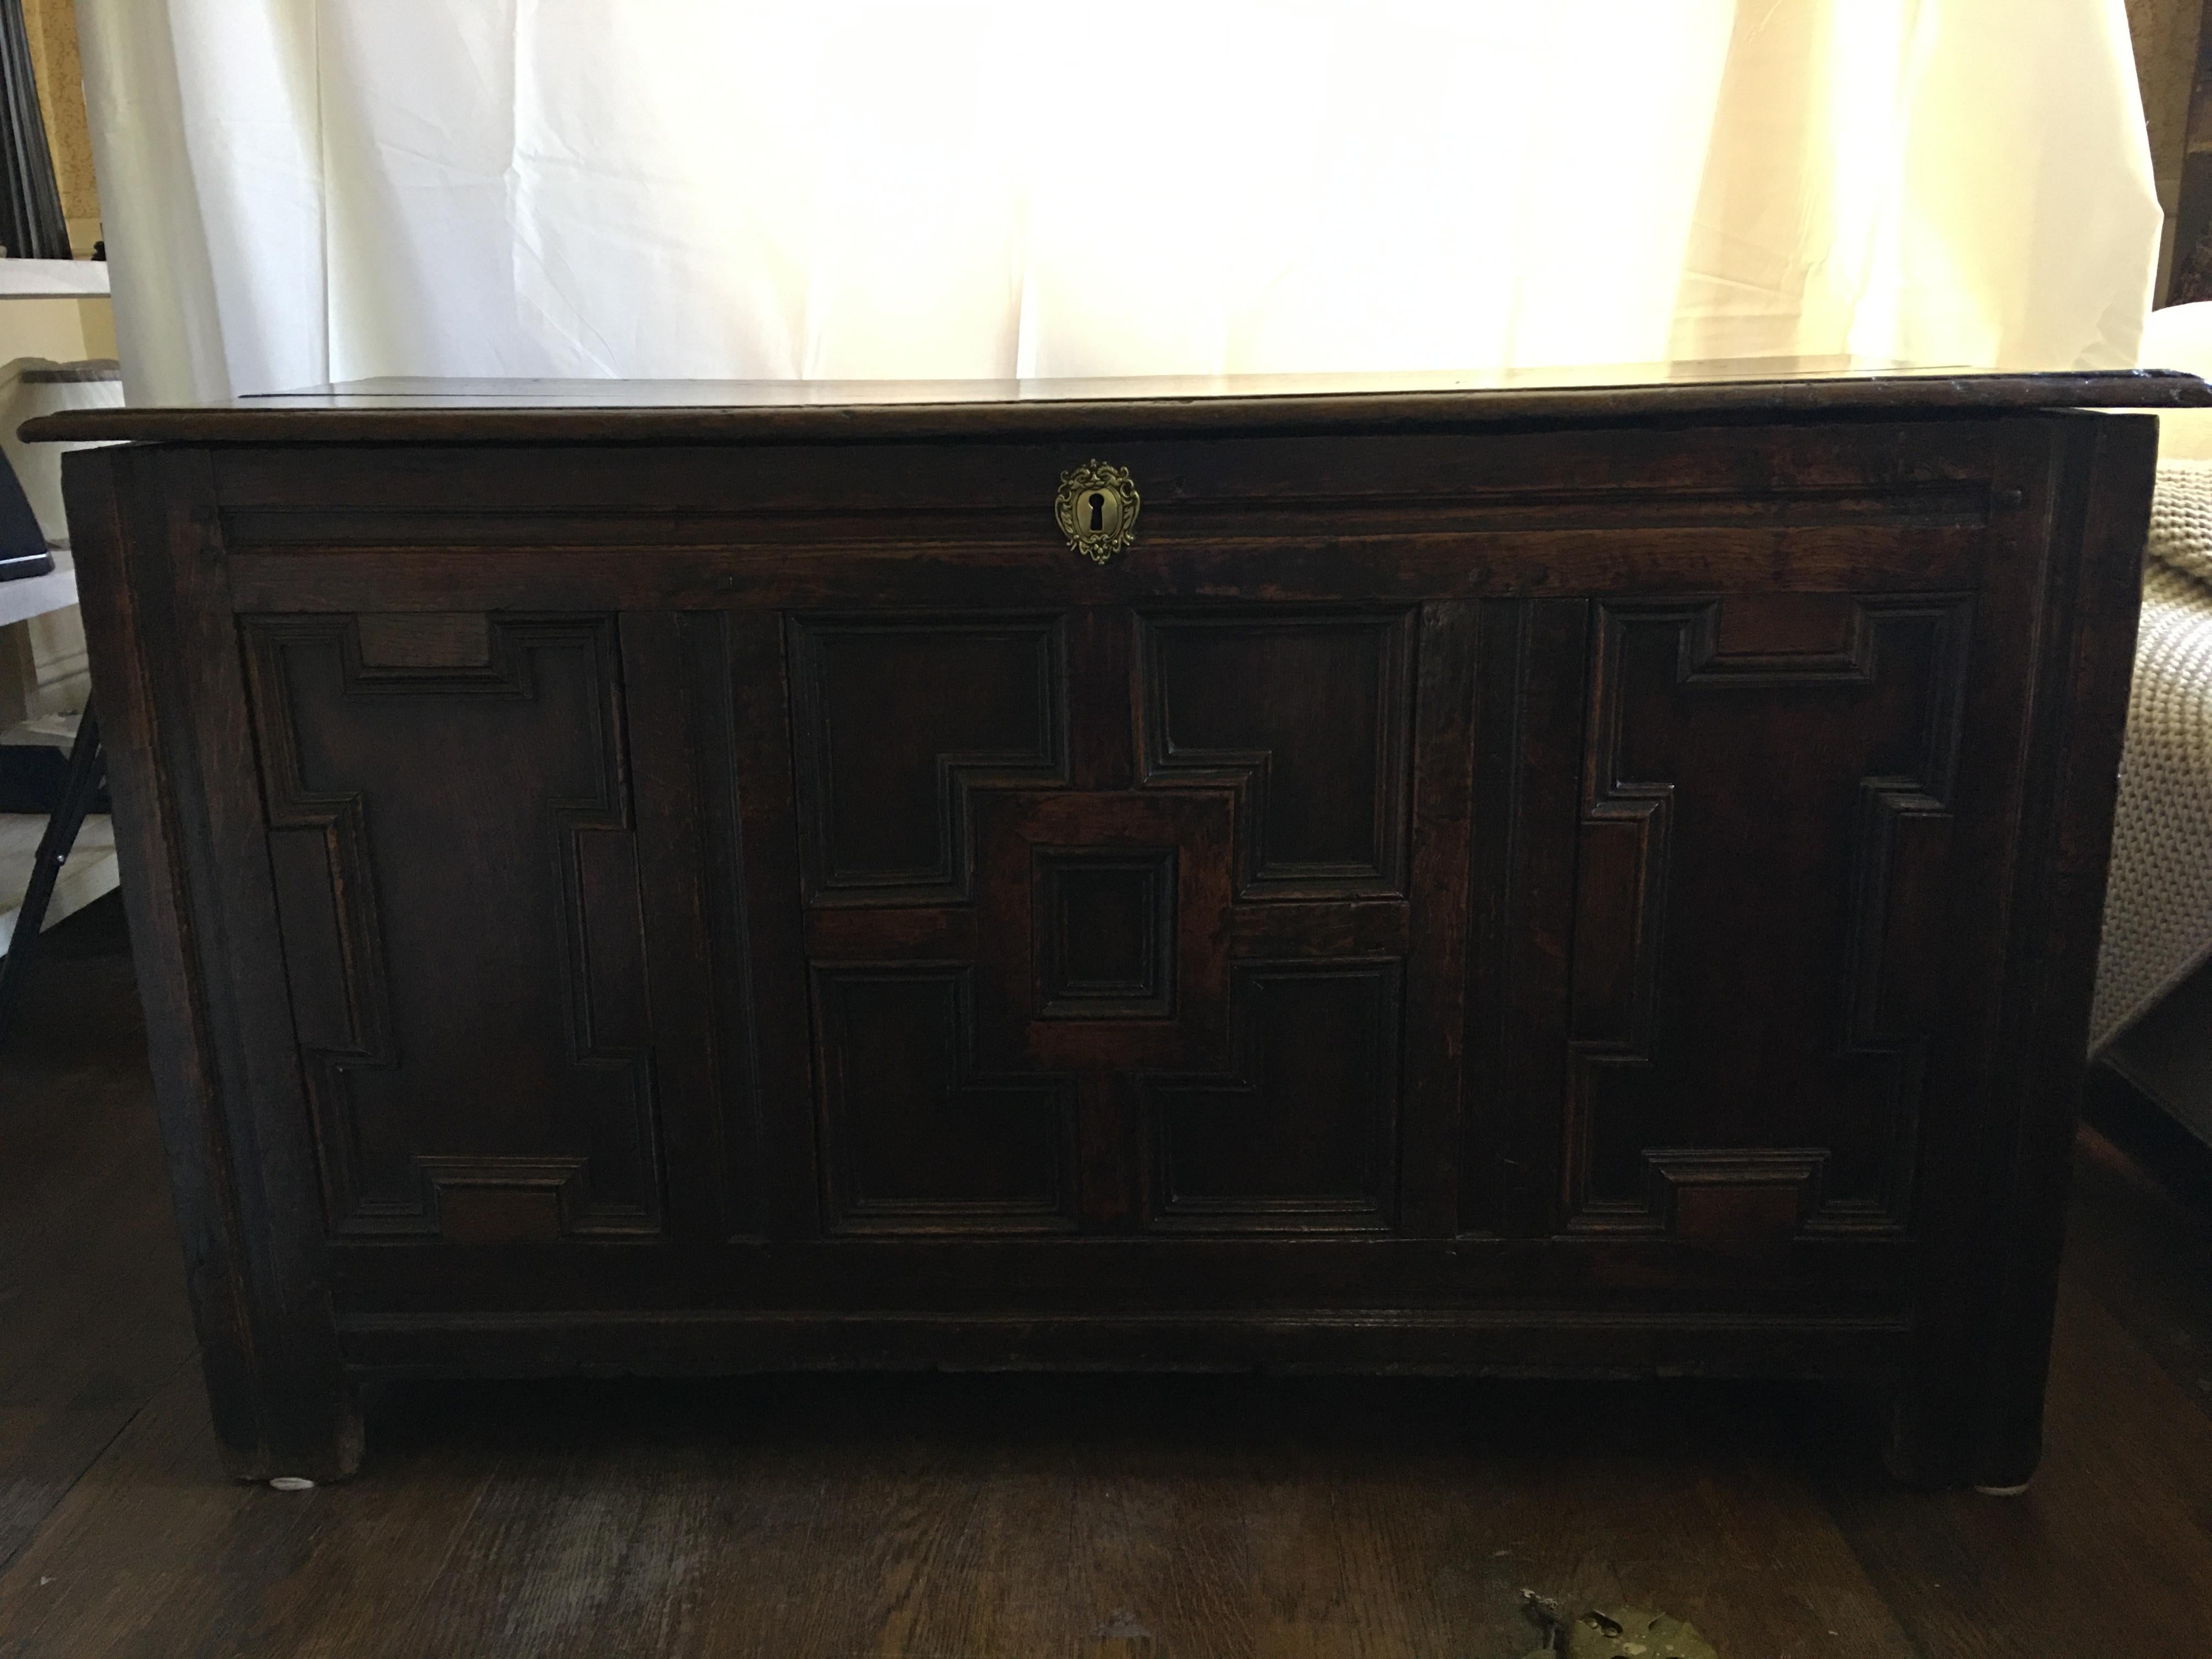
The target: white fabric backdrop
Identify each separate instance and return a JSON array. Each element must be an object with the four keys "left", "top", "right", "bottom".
[{"left": 76, "top": 0, "right": 2163, "bottom": 405}]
